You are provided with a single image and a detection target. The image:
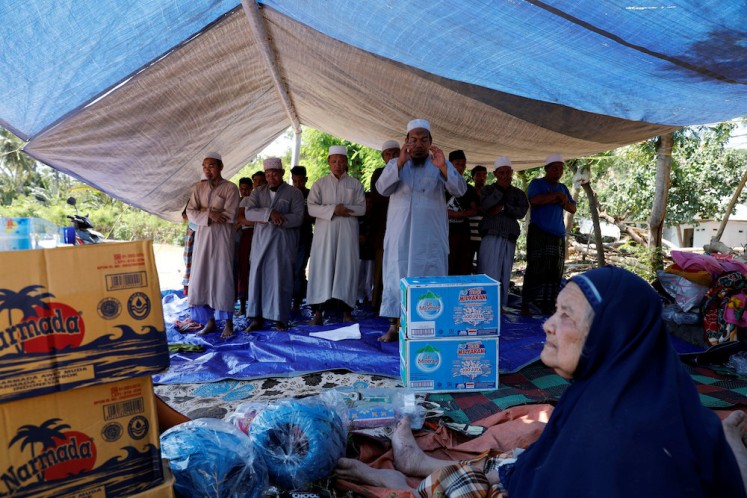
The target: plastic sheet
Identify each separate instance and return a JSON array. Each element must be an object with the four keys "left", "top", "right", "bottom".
[
  {"left": 160, "top": 418, "right": 268, "bottom": 498},
  {"left": 657, "top": 270, "right": 708, "bottom": 313},
  {"left": 162, "top": 293, "right": 190, "bottom": 324},
  {"left": 335, "top": 387, "right": 426, "bottom": 430},
  {"left": 247, "top": 395, "right": 347, "bottom": 490},
  {"left": 728, "top": 351, "right": 747, "bottom": 376},
  {"left": 662, "top": 303, "right": 702, "bottom": 326},
  {"left": 153, "top": 307, "right": 702, "bottom": 385}
]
